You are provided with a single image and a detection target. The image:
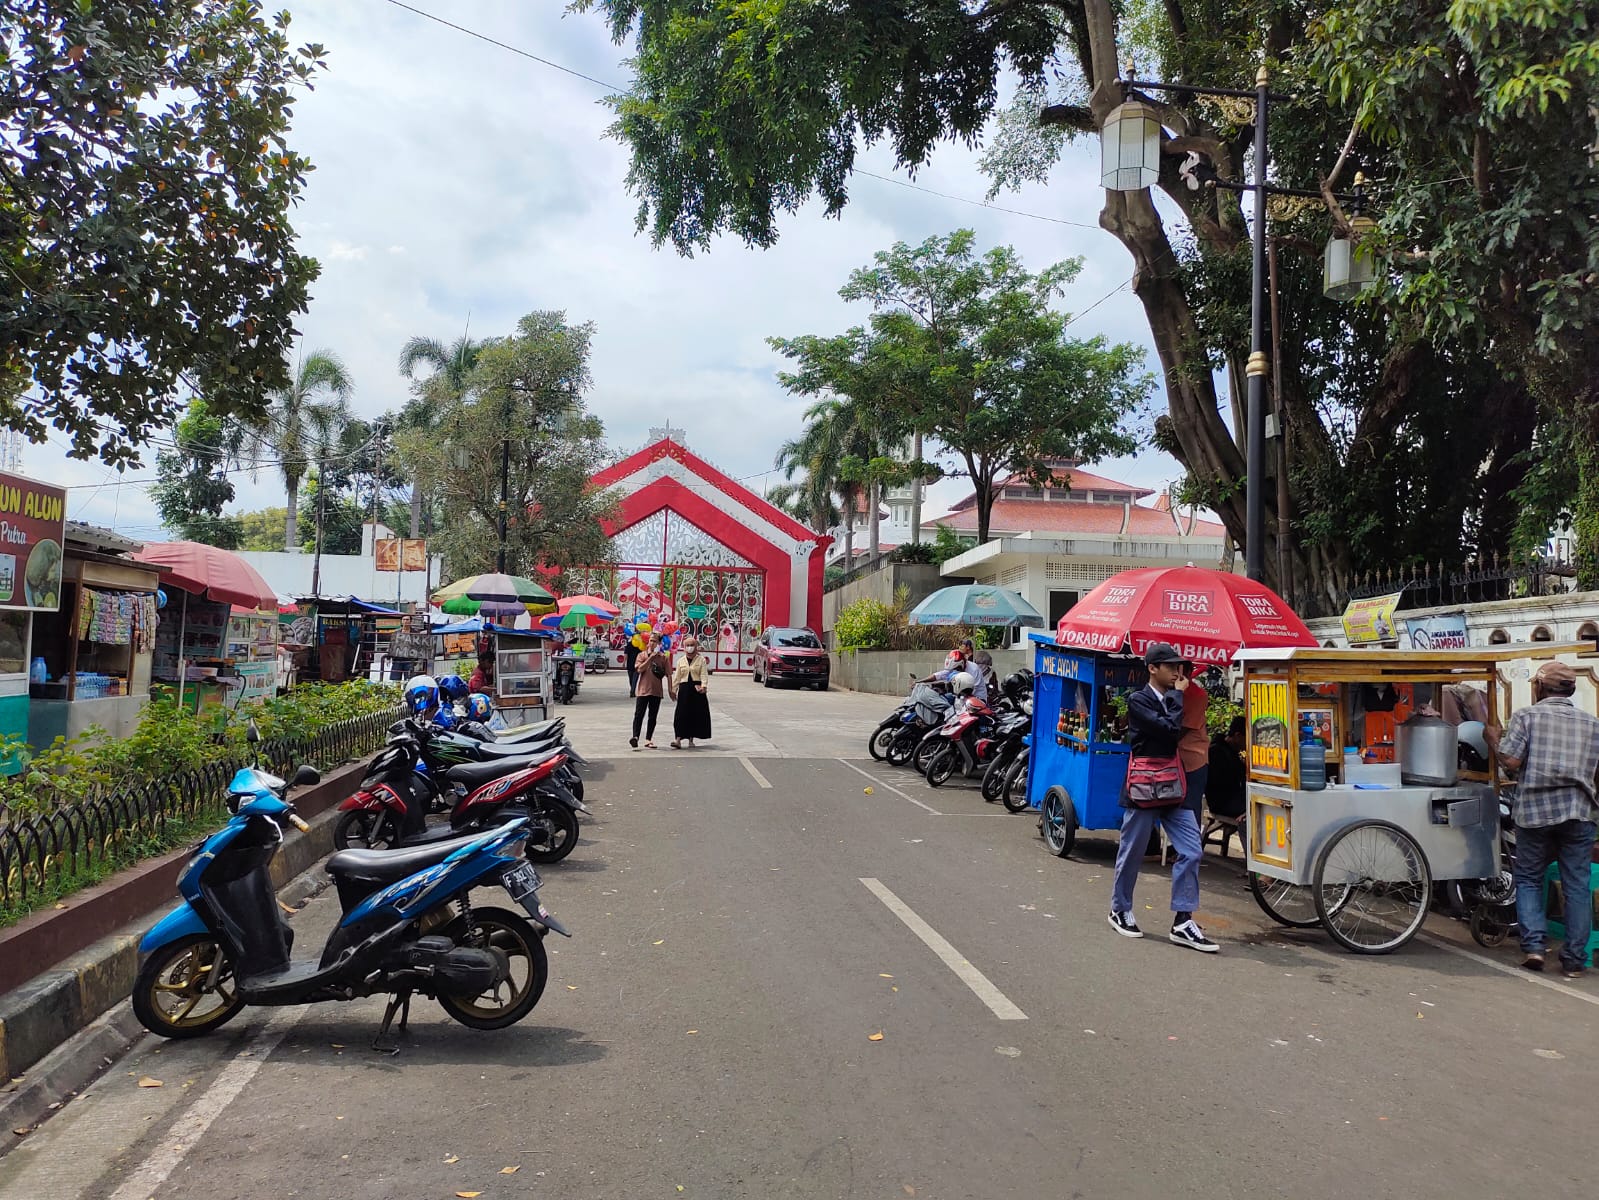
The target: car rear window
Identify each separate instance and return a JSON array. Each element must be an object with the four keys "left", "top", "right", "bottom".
[{"left": 774, "top": 629, "right": 821, "bottom": 648}]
